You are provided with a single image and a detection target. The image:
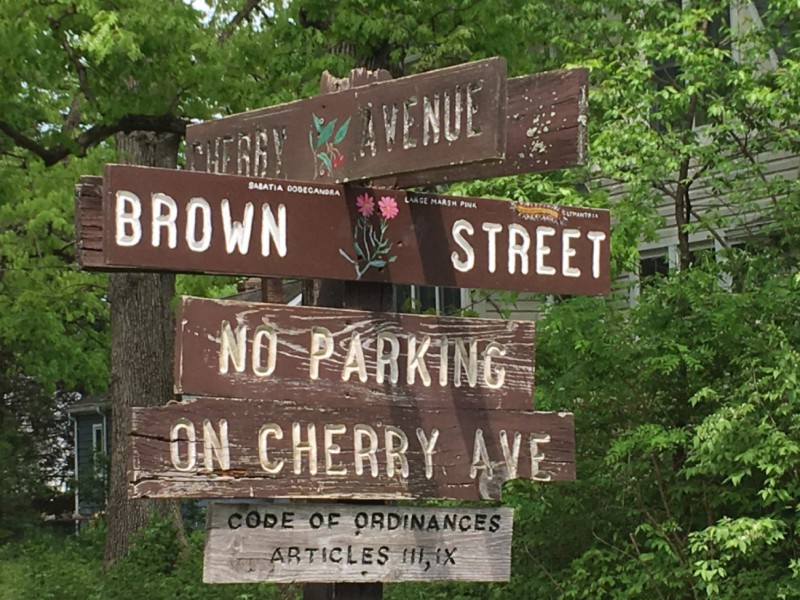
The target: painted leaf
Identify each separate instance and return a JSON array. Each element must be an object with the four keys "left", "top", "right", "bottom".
[
  {"left": 368, "top": 259, "right": 387, "bottom": 268},
  {"left": 317, "top": 152, "right": 333, "bottom": 174},
  {"left": 316, "top": 119, "right": 336, "bottom": 148},
  {"left": 333, "top": 117, "right": 351, "bottom": 144},
  {"left": 338, "top": 249, "right": 356, "bottom": 264},
  {"left": 312, "top": 113, "right": 323, "bottom": 133}
]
